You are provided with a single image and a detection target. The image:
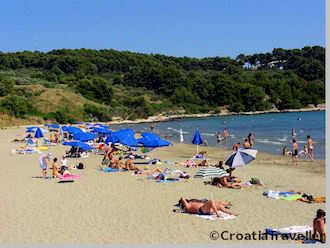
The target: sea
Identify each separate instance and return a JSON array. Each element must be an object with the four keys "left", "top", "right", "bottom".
[{"left": 112, "top": 111, "right": 326, "bottom": 160}]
